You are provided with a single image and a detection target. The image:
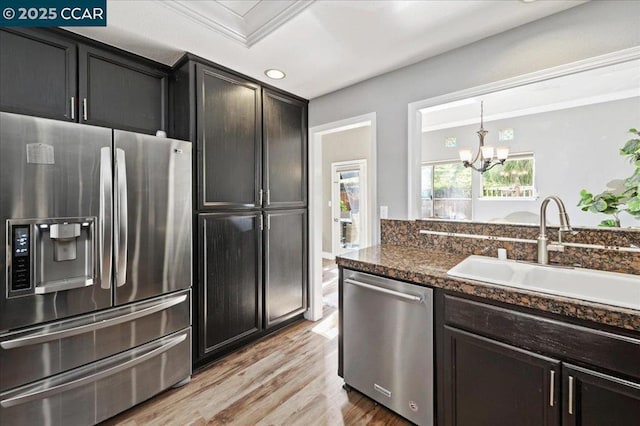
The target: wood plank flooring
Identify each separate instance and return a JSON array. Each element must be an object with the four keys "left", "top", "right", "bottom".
[{"left": 103, "top": 263, "right": 409, "bottom": 425}]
